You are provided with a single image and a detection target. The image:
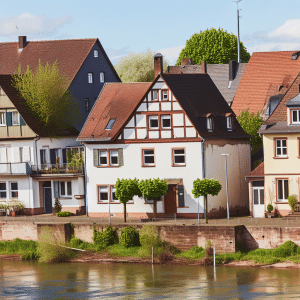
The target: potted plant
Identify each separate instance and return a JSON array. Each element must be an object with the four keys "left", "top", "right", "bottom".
[
  {"left": 8, "top": 200, "right": 25, "bottom": 216},
  {"left": 266, "top": 204, "right": 274, "bottom": 218}
]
